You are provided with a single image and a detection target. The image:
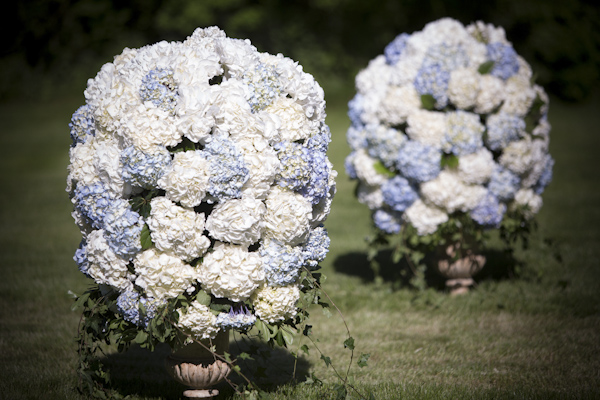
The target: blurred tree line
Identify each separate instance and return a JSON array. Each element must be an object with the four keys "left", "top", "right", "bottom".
[{"left": 2, "top": 0, "right": 599, "bottom": 102}]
